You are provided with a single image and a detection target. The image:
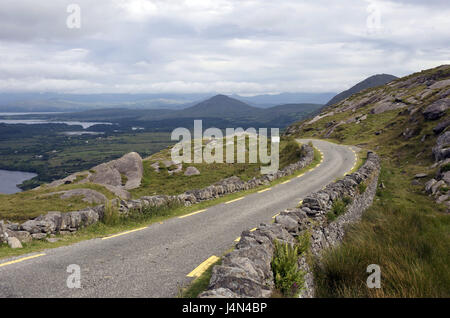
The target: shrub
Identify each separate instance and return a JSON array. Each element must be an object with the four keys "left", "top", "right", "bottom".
[
  {"left": 271, "top": 240, "right": 305, "bottom": 297},
  {"left": 327, "top": 198, "right": 351, "bottom": 222},
  {"left": 296, "top": 231, "right": 311, "bottom": 255}
]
